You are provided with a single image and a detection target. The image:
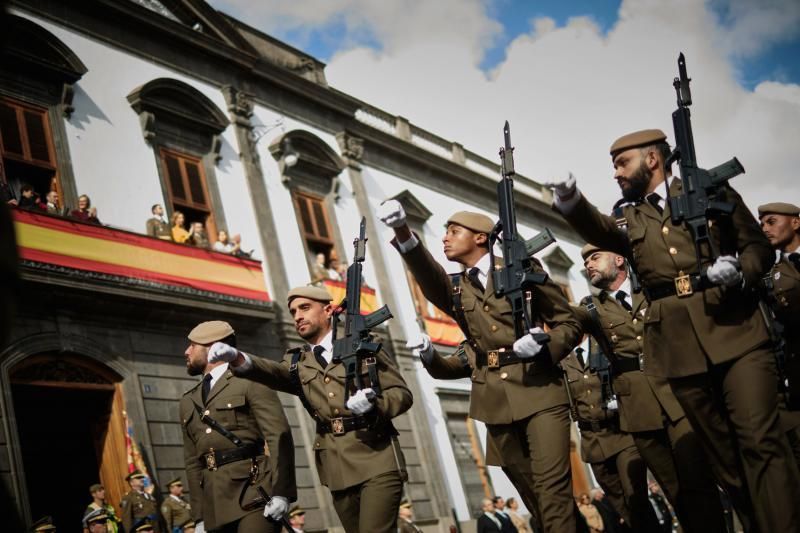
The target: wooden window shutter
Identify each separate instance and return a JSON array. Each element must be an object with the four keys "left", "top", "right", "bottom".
[
  {"left": 23, "top": 109, "right": 51, "bottom": 163},
  {"left": 311, "top": 200, "right": 330, "bottom": 239},
  {"left": 163, "top": 153, "right": 186, "bottom": 200},
  {"left": 184, "top": 160, "right": 206, "bottom": 205},
  {"left": 0, "top": 102, "right": 24, "bottom": 156}
]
